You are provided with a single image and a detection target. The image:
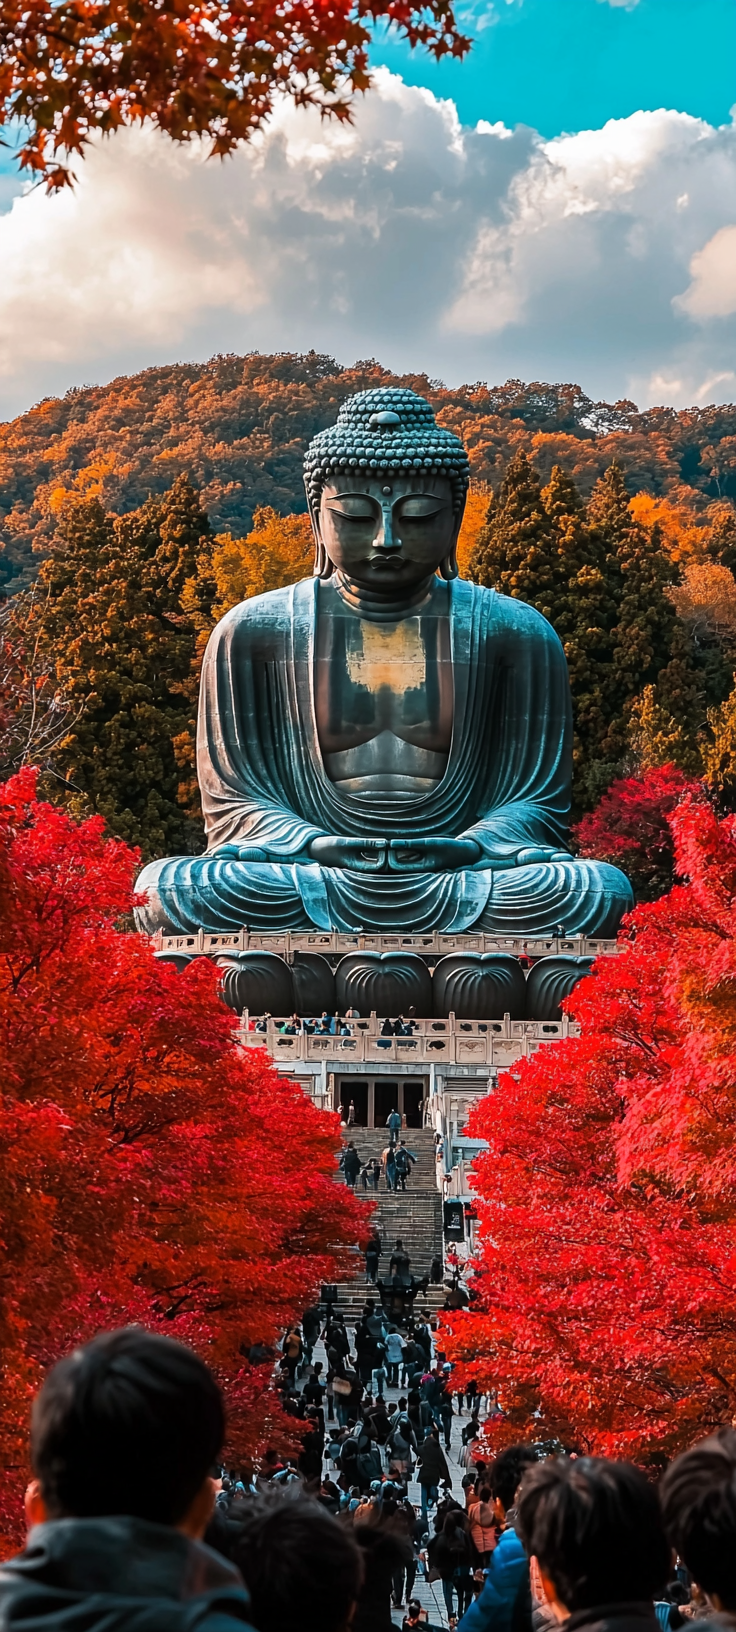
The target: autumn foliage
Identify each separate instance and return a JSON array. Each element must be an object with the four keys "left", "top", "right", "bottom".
[
  {"left": 443, "top": 795, "right": 736, "bottom": 1465},
  {"left": 0, "top": 0, "right": 469, "bottom": 191},
  {"left": 4, "top": 356, "right": 736, "bottom": 595},
  {"left": 0, "top": 771, "right": 362, "bottom": 1546},
  {"left": 572, "top": 764, "right": 703, "bottom": 900},
  {"left": 212, "top": 506, "right": 315, "bottom": 616}
]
